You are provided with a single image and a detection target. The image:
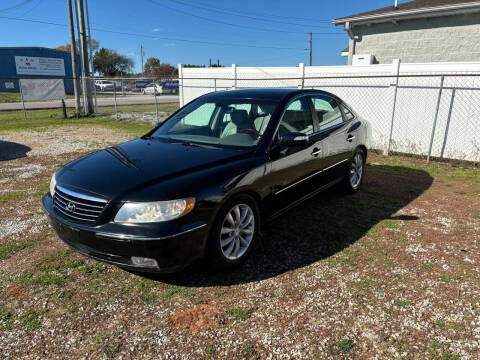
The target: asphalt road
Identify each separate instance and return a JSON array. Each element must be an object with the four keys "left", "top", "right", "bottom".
[{"left": 0, "top": 94, "right": 179, "bottom": 111}]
